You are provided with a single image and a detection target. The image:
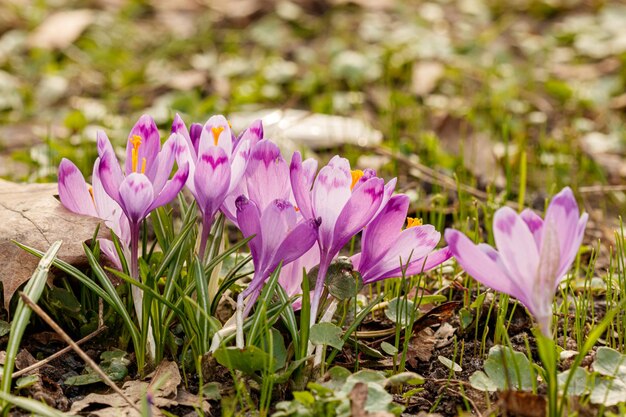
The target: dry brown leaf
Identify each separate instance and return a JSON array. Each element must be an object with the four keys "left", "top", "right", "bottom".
[
  {"left": 0, "top": 179, "right": 104, "bottom": 310},
  {"left": 28, "top": 10, "right": 95, "bottom": 50},
  {"left": 70, "top": 360, "right": 209, "bottom": 417}
]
